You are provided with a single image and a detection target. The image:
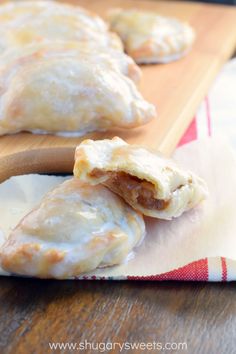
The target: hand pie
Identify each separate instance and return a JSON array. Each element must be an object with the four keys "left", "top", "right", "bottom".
[
  {"left": 0, "top": 40, "right": 141, "bottom": 84},
  {"left": 0, "top": 1, "right": 123, "bottom": 53},
  {"left": 108, "top": 9, "right": 195, "bottom": 64},
  {"left": 0, "top": 178, "right": 145, "bottom": 279},
  {"left": 0, "top": 41, "right": 155, "bottom": 136},
  {"left": 74, "top": 137, "right": 208, "bottom": 219}
]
